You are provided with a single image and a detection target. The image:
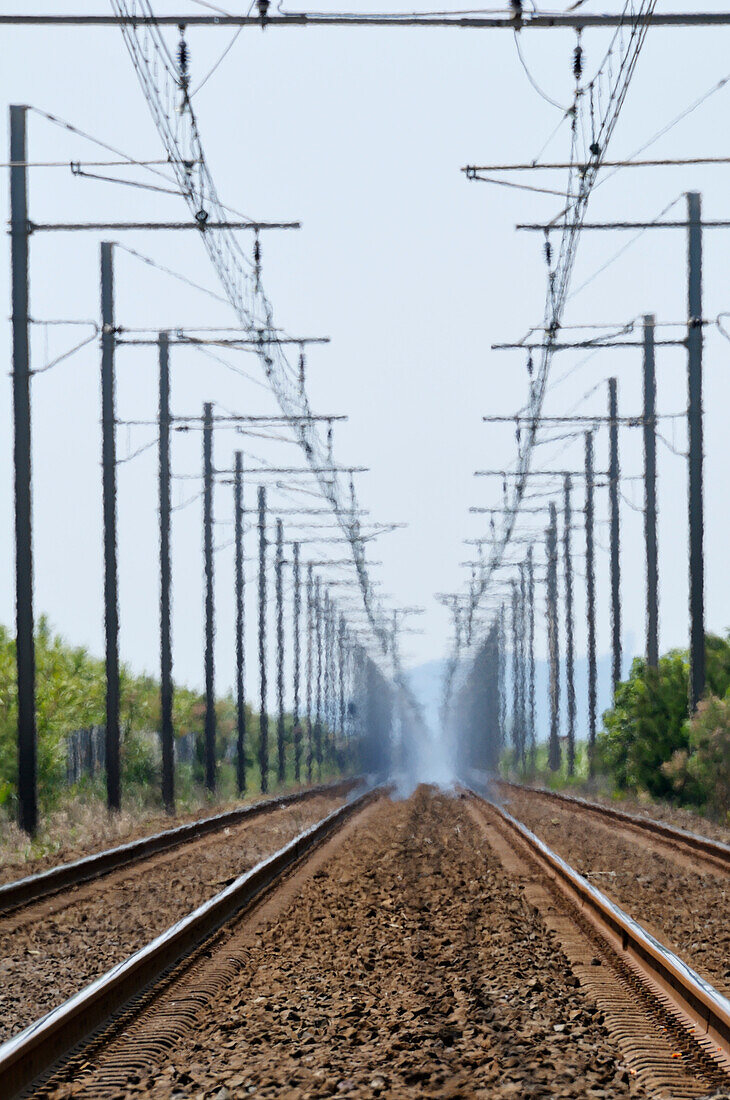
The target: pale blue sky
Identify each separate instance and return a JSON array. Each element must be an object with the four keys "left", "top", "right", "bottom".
[{"left": 2, "top": 3, "right": 730, "bottom": 725}]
